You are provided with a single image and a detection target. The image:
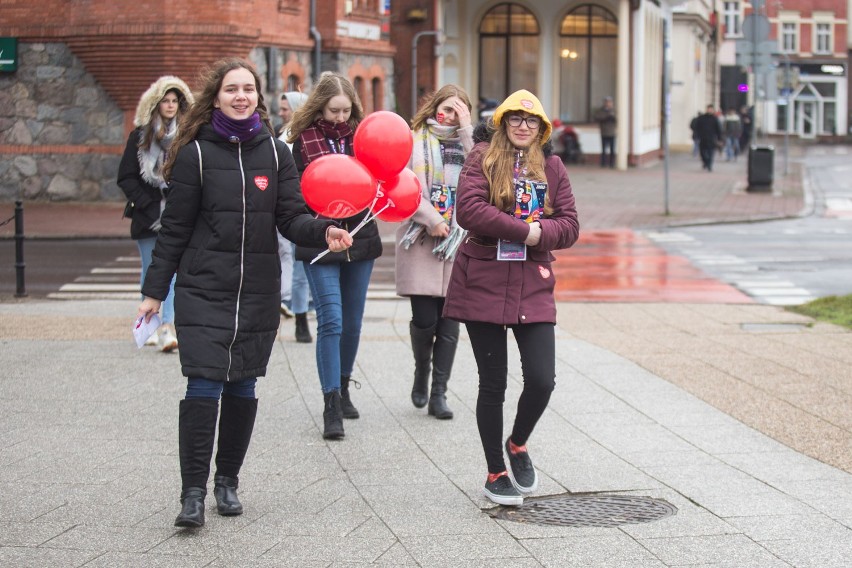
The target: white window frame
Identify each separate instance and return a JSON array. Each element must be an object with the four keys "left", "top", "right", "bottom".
[
  {"left": 723, "top": 1, "right": 742, "bottom": 38},
  {"left": 780, "top": 21, "right": 799, "bottom": 54},
  {"left": 815, "top": 23, "right": 832, "bottom": 54}
]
